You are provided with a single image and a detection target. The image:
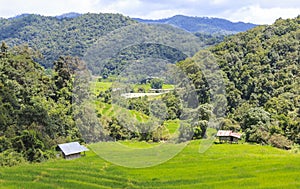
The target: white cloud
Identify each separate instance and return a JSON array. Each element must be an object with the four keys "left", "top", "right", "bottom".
[
  {"left": 0, "top": 0, "right": 98, "bottom": 17},
  {"left": 139, "top": 9, "right": 188, "bottom": 19},
  {"left": 222, "top": 4, "right": 300, "bottom": 24},
  {"left": 100, "top": 0, "right": 141, "bottom": 13},
  {"left": 210, "top": 0, "right": 229, "bottom": 6}
]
